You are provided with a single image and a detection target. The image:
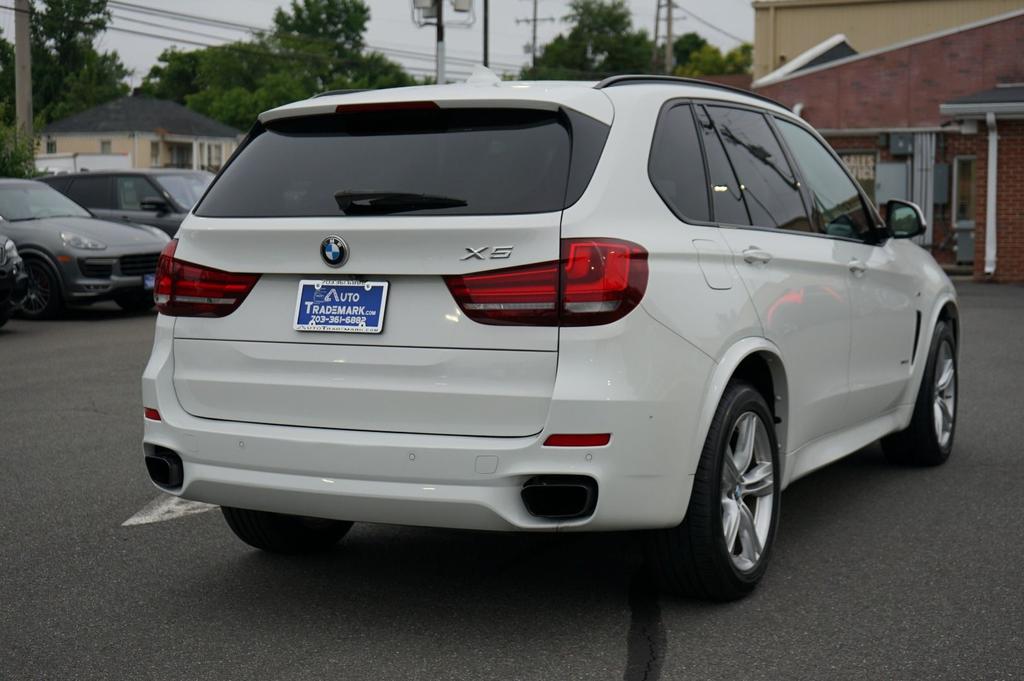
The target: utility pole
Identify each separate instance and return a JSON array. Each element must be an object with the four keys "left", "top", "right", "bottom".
[
  {"left": 436, "top": 0, "right": 445, "bottom": 84},
  {"left": 14, "top": 0, "right": 32, "bottom": 137},
  {"left": 664, "top": 0, "right": 674, "bottom": 75},
  {"left": 652, "top": 0, "right": 661, "bottom": 70},
  {"left": 483, "top": 0, "right": 489, "bottom": 67},
  {"left": 516, "top": 0, "right": 555, "bottom": 69}
]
